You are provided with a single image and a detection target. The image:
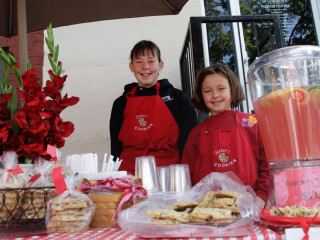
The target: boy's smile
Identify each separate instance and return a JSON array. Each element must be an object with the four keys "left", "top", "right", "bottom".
[{"left": 129, "top": 49, "right": 164, "bottom": 88}]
